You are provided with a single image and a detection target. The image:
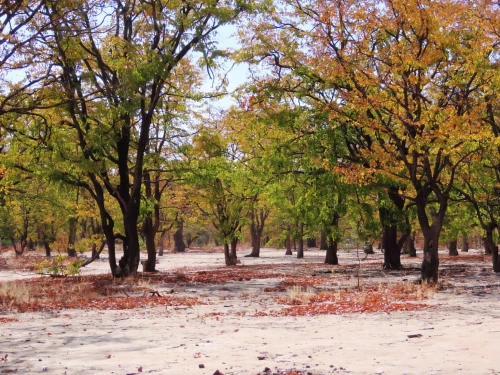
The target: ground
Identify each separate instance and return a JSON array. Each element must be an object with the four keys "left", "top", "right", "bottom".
[{"left": 1, "top": 246, "right": 499, "bottom": 375}]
